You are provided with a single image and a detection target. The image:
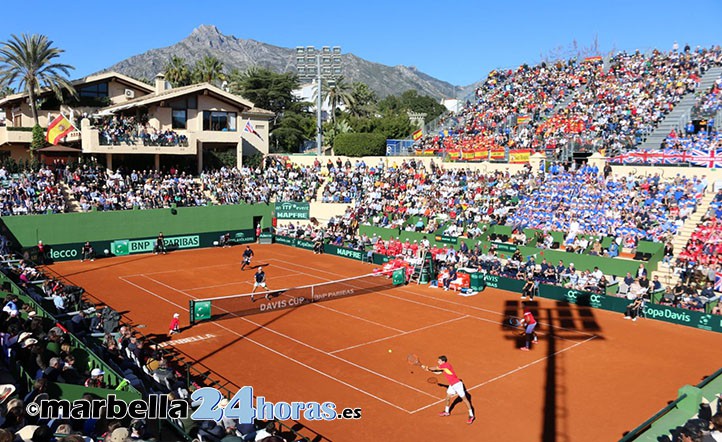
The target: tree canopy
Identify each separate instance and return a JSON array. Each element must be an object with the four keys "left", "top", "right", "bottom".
[{"left": 0, "top": 33, "right": 76, "bottom": 125}]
